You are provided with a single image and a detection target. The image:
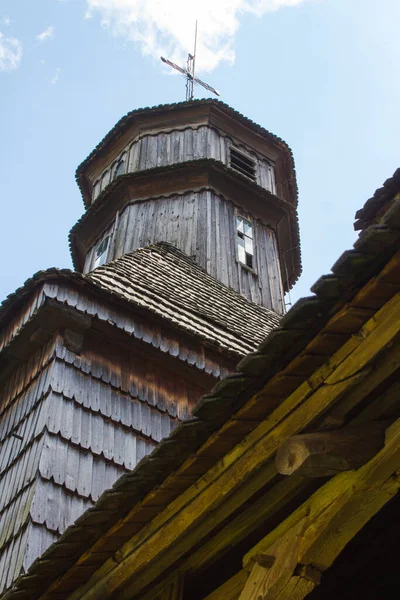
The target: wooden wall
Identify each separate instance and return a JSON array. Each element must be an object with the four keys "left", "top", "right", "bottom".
[
  {"left": 0, "top": 323, "right": 210, "bottom": 594},
  {"left": 91, "top": 126, "right": 276, "bottom": 202},
  {"left": 84, "top": 191, "right": 285, "bottom": 314}
]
